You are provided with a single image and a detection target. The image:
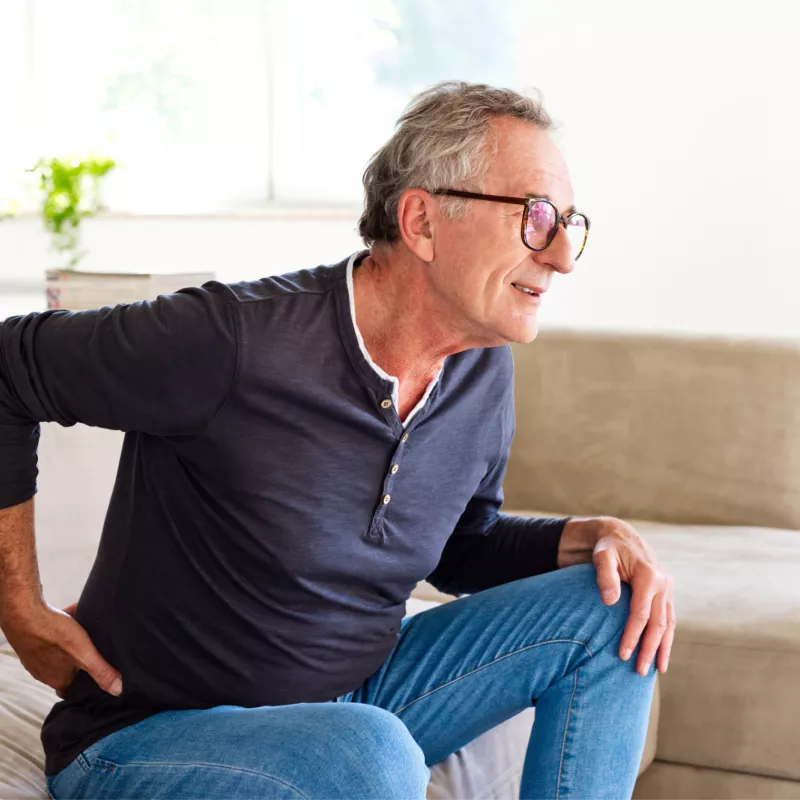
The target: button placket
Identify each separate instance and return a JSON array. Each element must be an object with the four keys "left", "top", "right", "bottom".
[{"left": 364, "top": 430, "right": 410, "bottom": 544}]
